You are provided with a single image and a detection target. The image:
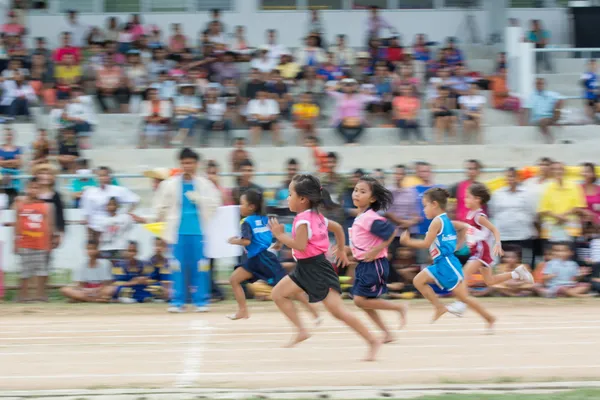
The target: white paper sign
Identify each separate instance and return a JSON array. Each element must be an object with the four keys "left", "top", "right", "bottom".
[{"left": 204, "top": 206, "right": 244, "bottom": 259}]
